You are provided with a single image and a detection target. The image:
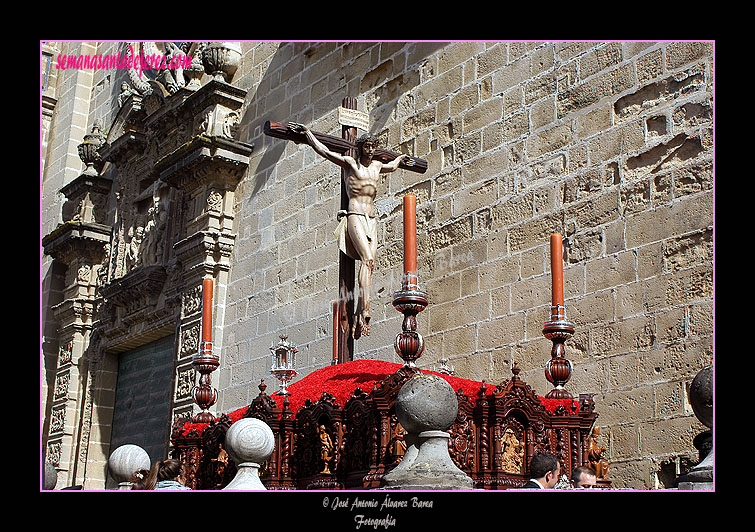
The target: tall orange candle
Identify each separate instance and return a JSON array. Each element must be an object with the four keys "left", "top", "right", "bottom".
[
  {"left": 332, "top": 300, "right": 339, "bottom": 363},
  {"left": 202, "top": 277, "right": 214, "bottom": 344},
  {"left": 403, "top": 194, "right": 417, "bottom": 287},
  {"left": 550, "top": 233, "right": 564, "bottom": 308}
]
